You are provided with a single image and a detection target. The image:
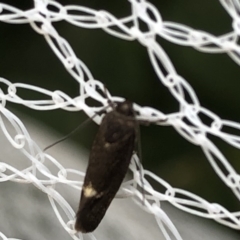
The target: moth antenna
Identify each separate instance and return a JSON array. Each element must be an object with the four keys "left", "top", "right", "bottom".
[
  {"left": 43, "top": 105, "right": 110, "bottom": 152},
  {"left": 103, "top": 85, "right": 116, "bottom": 110},
  {"left": 135, "top": 121, "right": 146, "bottom": 205},
  {"left": 43, "top": 117, "right": 92, "bottom": 152}
]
